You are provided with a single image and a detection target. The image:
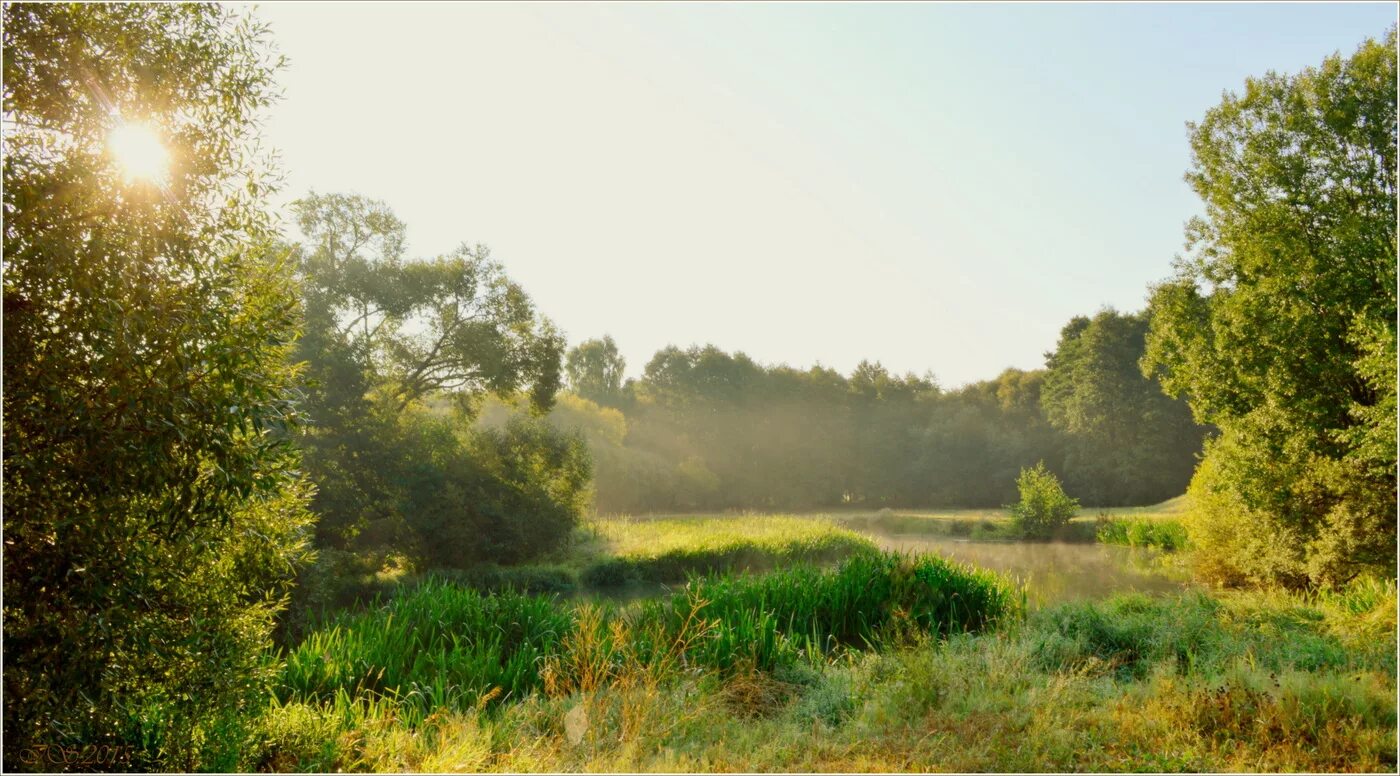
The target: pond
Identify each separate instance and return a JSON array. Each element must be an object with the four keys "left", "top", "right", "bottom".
[{"left": 862, "top": 530, "right": 1191, "bottom": 606}]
